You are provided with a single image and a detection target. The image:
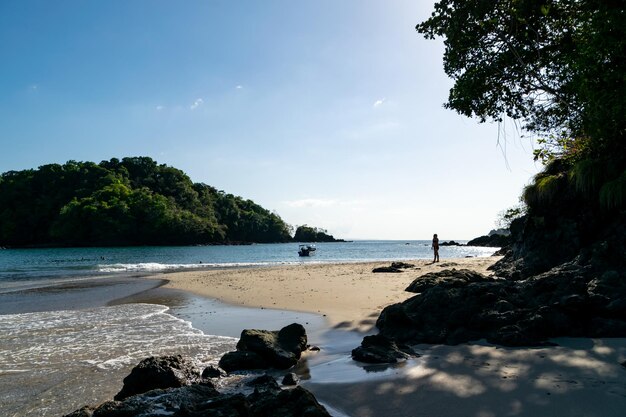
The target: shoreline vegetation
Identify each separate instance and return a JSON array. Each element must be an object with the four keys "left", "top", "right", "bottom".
[{"left": 0, "top": 157, "right": 344, "bottom": 248}]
